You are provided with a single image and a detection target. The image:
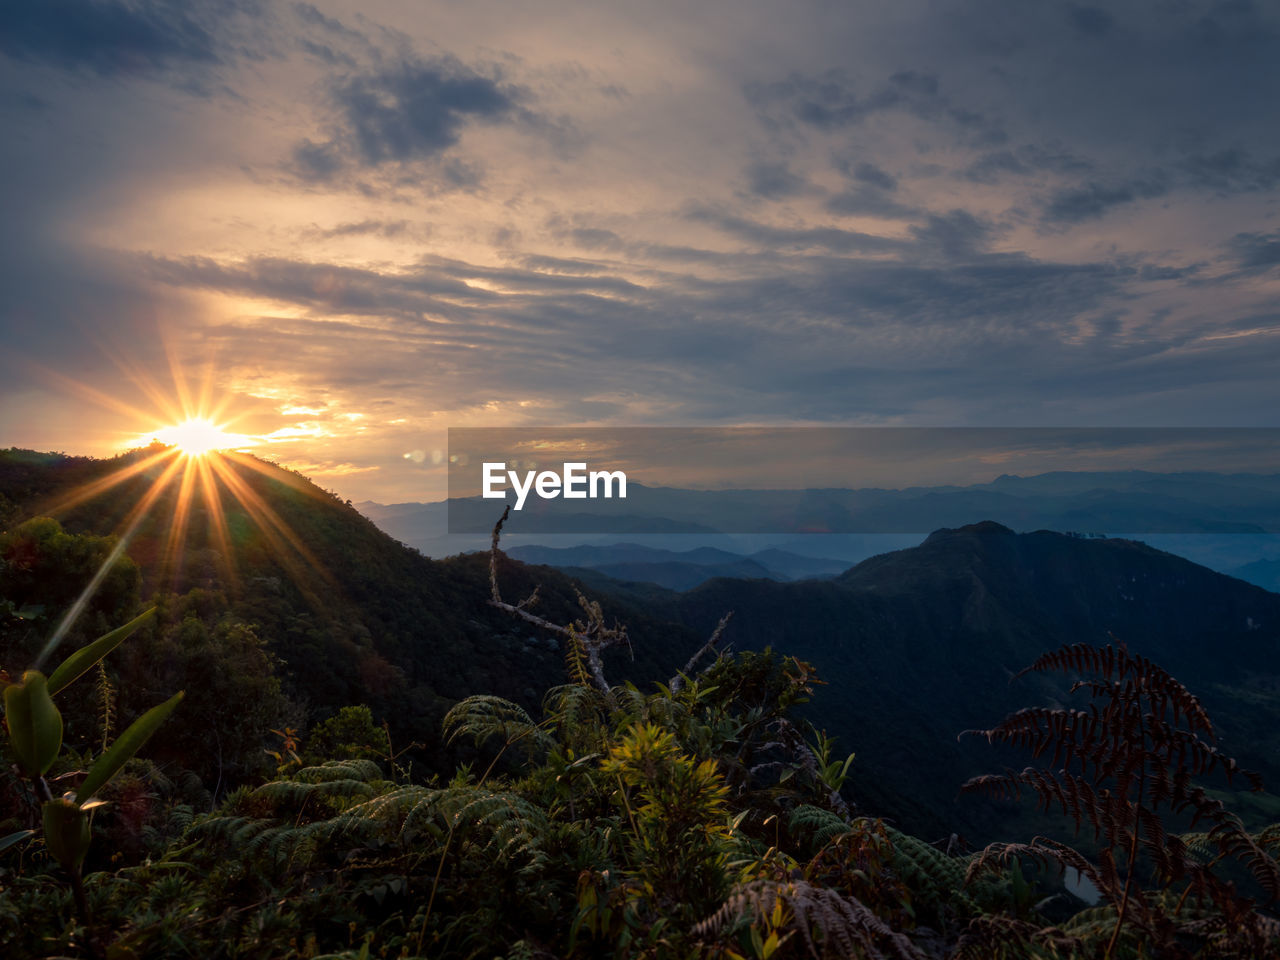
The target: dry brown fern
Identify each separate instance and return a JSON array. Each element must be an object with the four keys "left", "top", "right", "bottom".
[
  {"left": 696, "top": 878, "right": 928, "bottom": 960},
  {"left": 962, "top": 641, "right": 1280, "bottom": 959}
]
